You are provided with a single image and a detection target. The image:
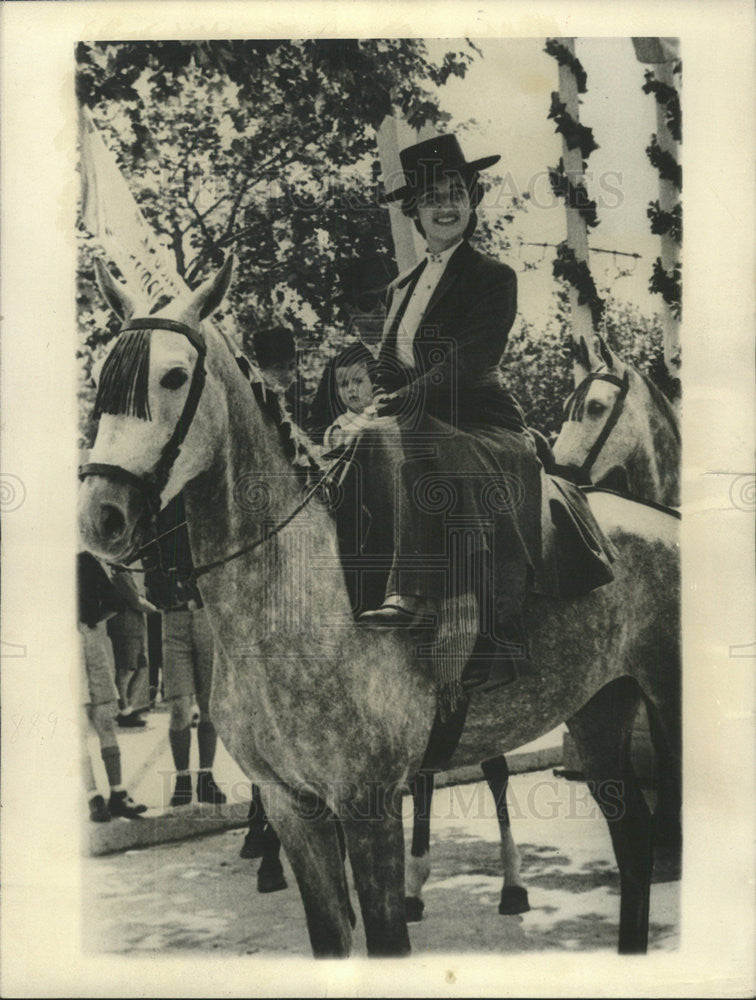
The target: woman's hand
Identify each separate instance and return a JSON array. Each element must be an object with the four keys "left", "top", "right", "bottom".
[{"left": 370, "top": 391, "right": 405, "bottom": 417}]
